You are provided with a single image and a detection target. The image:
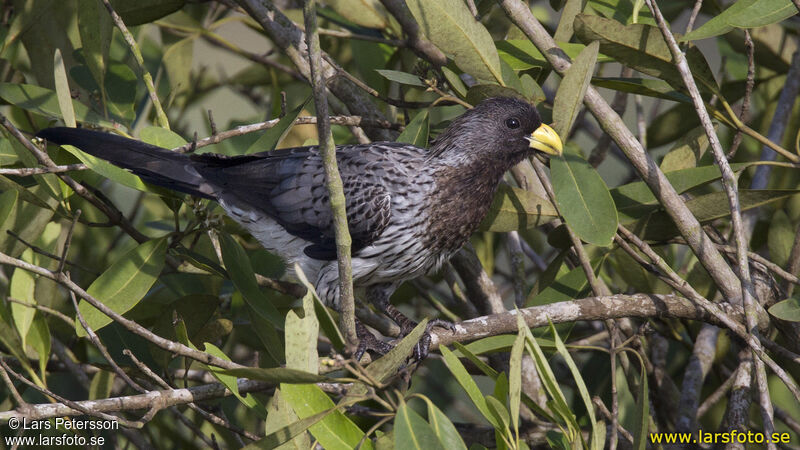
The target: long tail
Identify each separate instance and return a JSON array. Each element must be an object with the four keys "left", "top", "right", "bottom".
[{"left": 36, "top": 127, "right": 215, "bottom": 199}]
